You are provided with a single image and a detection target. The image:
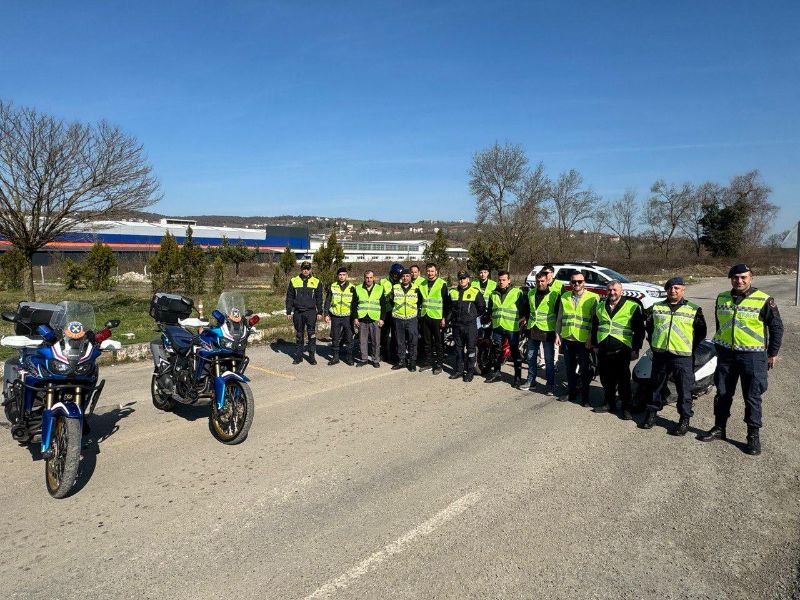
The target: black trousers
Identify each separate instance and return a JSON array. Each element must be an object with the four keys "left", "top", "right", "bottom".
[
  {"left": 598, "top": 349, "right": 633, "bottom": 410},
  {"left": 563, "top": 340, "right": 591, "bottom": 398},
  {"left": 714, "top": 347, "right": 768, "bottom": 428},
  {"left": 394, "top": 317, "right": 418, "bottom": 363},
  {"left": 453, "top": 321, "right": 478, "bottom": 374},
  {"left": 329, "top": 315, "right": 353, "bottom": 358},
  {"left": 420, "top": 316, "right": 444, "bottom": 367},
  {"left": 293, "top": 310, "right": 317, "bottom": 355},
  {"left": 647, "top": 352, "right": 694, "bottom": 417}
]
